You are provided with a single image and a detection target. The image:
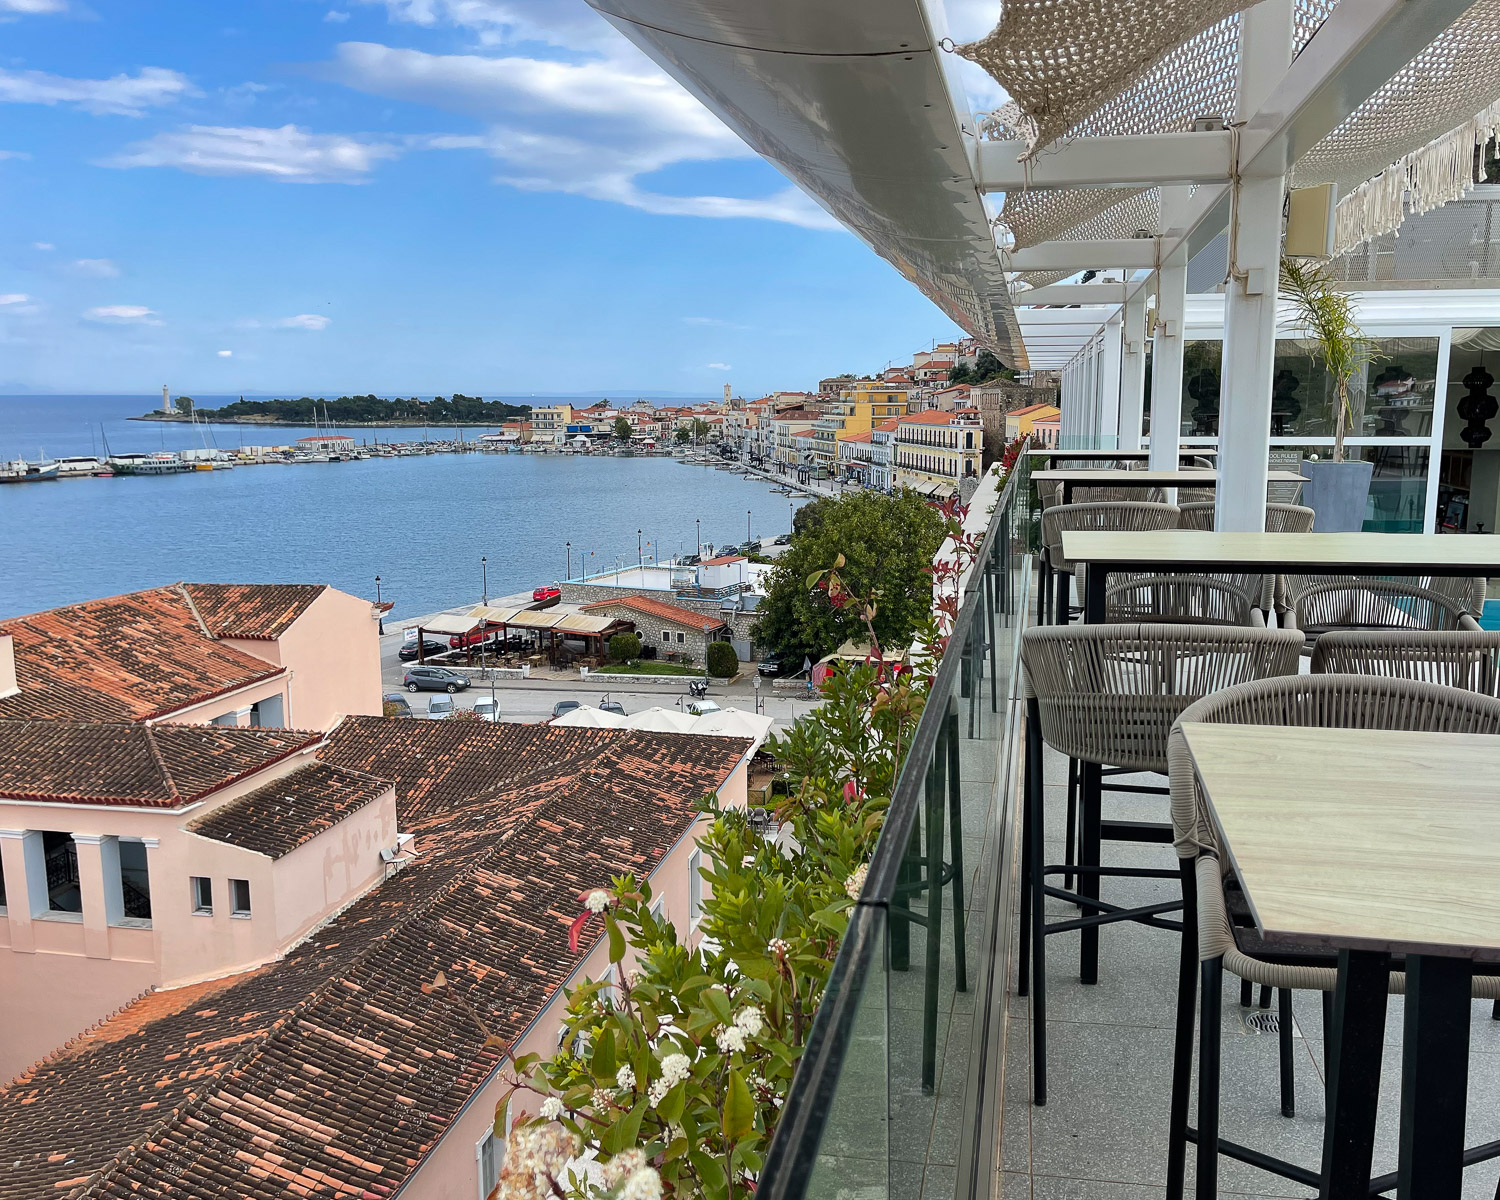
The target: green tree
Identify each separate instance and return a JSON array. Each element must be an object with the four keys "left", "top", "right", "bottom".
[
  {"left": 947, "top": 364, "right": 974, "bottom": 384},
  {"left": 674, "top": 427, "right": 691, "bottom": 445},
  {"left": 752, "top": 490, "right": 946, "bottom": 663},
  {"left": 706, "top": 641, "right": 739, "bottom": 678},
  {"left": 611, "top": 416, "right": 633, "bottom": 443},
  {"left": 176, "top": 396, "right": 195, "bottom": 415},
  {"left": 608, "top": 632, "right": 641, "bottom": 662},
  {"left": 691, "top": 417, "right": 711, "bottom": 442}
]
